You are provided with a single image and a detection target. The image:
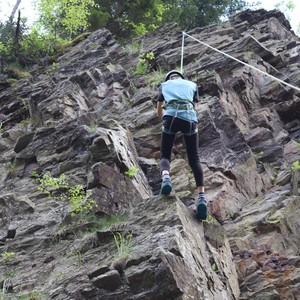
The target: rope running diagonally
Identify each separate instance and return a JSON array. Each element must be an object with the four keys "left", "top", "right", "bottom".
[{"left": 181, "top": 31, "right": 300, "bottom": 93}]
